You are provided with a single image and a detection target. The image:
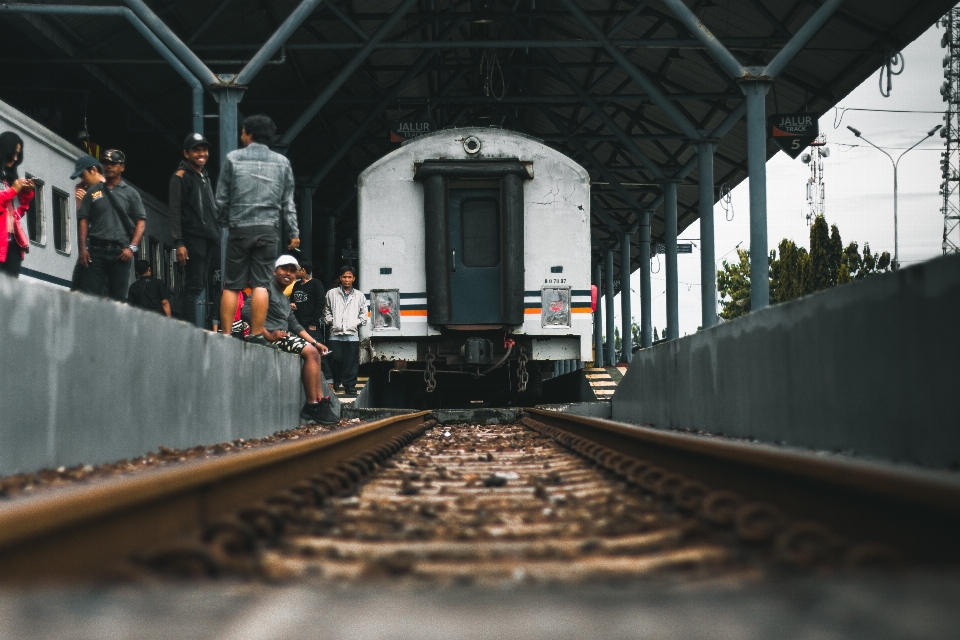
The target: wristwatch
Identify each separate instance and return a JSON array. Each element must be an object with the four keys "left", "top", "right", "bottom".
[{"left": 128, "top": 244, "right": 138, "bottom": 252}]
